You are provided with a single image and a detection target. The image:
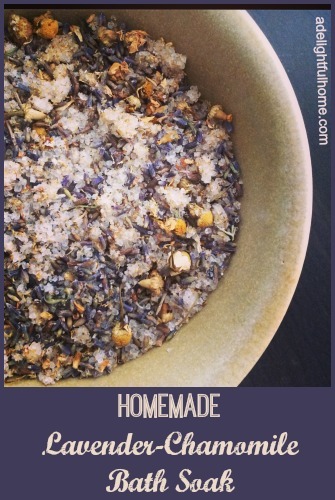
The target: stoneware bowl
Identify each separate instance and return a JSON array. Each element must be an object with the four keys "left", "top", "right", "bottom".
[{"left": 5, "top": 9, "right": 312, "bottom": 387}]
